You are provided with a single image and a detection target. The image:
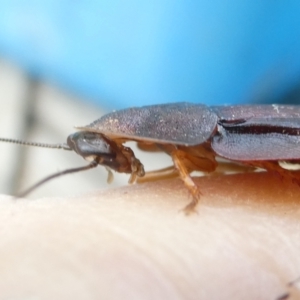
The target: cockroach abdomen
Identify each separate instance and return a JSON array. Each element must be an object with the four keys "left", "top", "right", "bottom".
[{"left": 211, "top": 105, "right": 300, "bottom": 161}]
